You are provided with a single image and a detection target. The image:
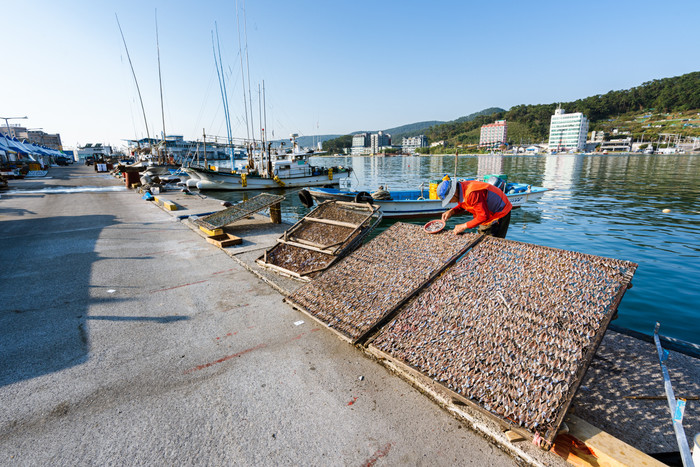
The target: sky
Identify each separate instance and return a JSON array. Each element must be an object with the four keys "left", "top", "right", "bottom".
[{"left": 2, "top": 0, "right": 699, "bottom": 150}]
